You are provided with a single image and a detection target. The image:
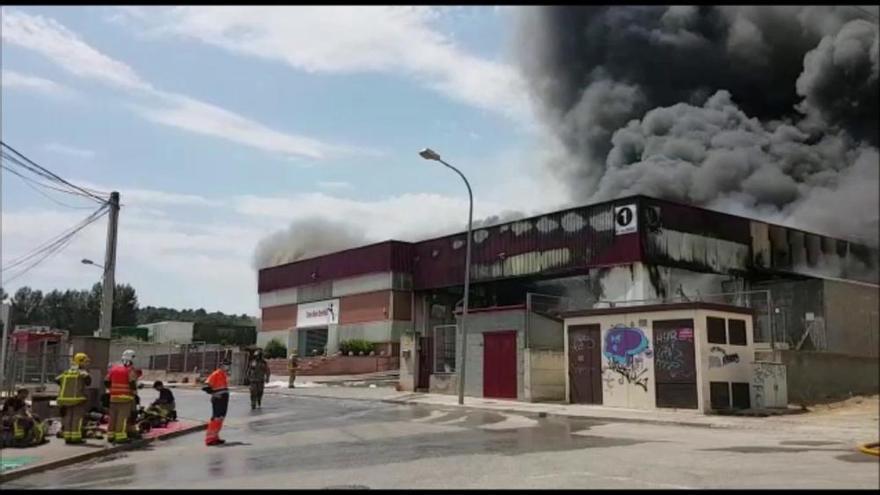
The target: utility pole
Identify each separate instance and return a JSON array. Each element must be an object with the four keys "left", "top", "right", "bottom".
[{"left": 100, "top": 192, "right": 120, "bottom": 339}]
